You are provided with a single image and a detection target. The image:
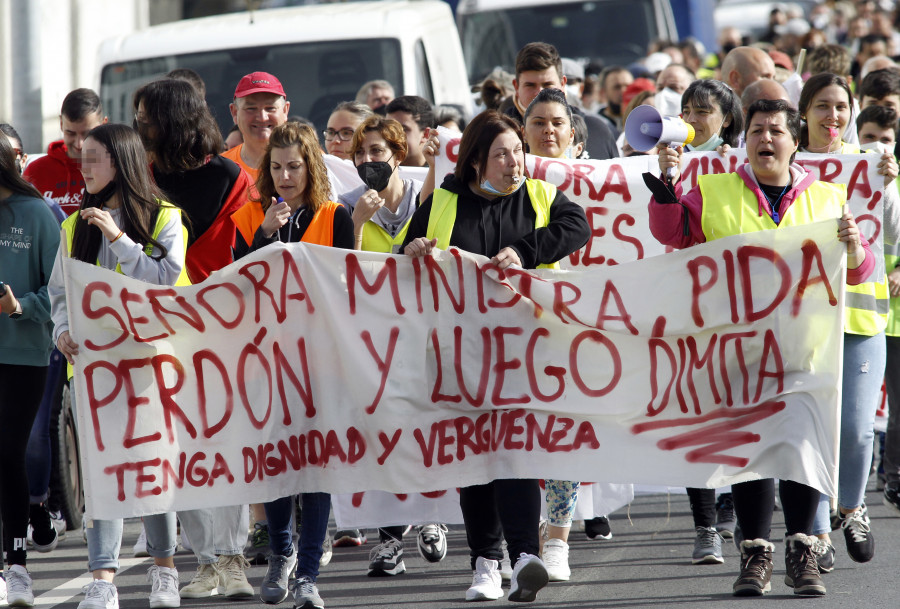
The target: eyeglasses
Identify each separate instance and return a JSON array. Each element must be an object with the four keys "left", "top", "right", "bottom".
[{"left": 323, "top": 128, "right": 355, "bottom": 142}]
